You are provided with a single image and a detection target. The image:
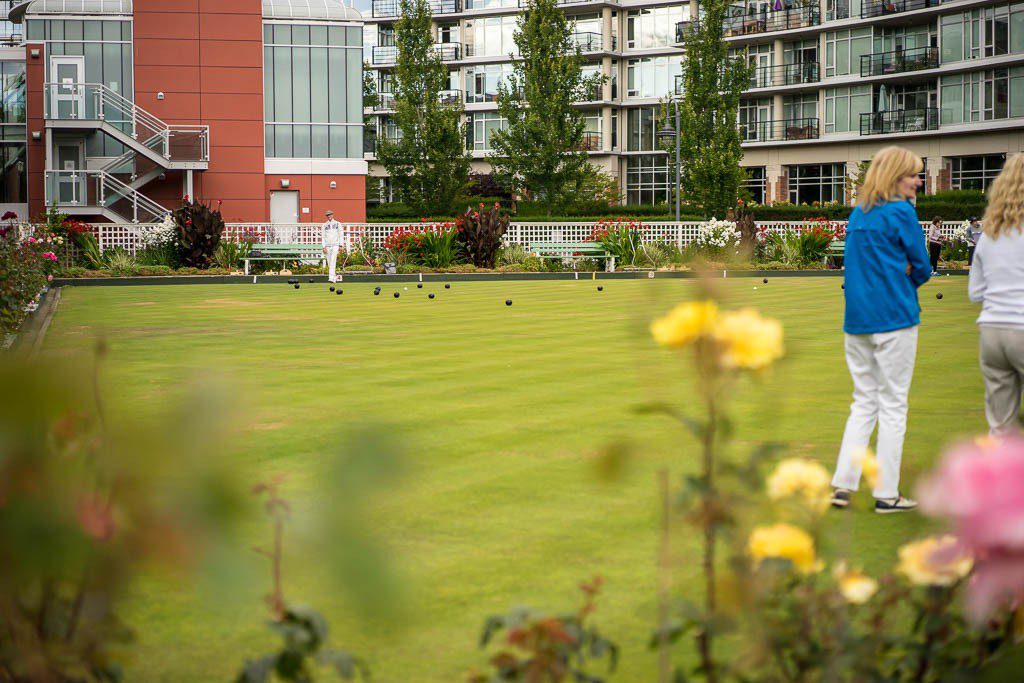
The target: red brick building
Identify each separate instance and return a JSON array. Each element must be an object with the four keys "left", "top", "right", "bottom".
[{"left": 11, "top": 0, "right": 366, "bottom": 224}]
